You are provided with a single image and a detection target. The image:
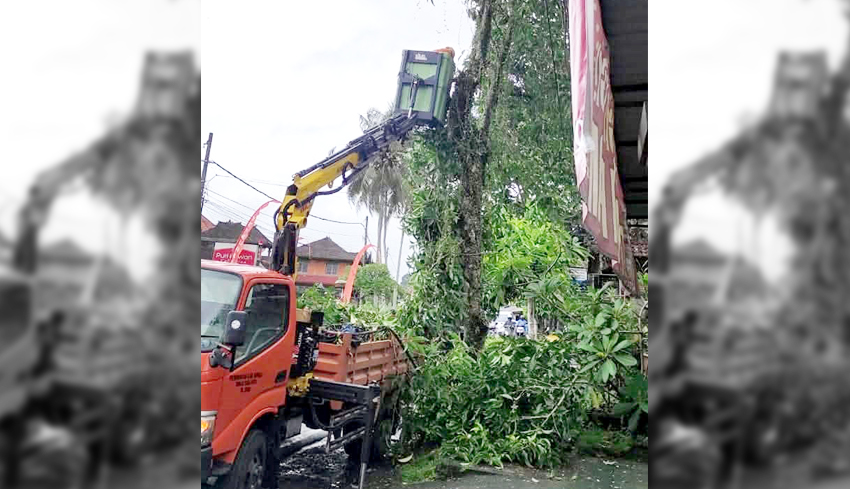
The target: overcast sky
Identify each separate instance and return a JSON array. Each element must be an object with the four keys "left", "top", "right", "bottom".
[
  {"left": 651, "top": 0, "right": 847, "bottom": 281},
  {"left": 201, "top": 0, "right": 474, "bottom": 280},
  {"left": 0, "top": 0, "right": 200, "bottom": 281}
]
